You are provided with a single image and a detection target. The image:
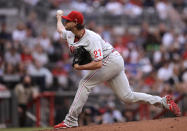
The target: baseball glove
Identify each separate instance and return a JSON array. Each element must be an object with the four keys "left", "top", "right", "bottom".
[{"left": 72, "top": 46, "right": 92, "bottom": 67}]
